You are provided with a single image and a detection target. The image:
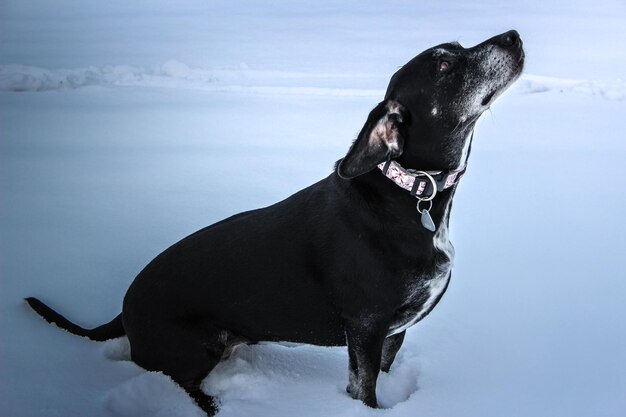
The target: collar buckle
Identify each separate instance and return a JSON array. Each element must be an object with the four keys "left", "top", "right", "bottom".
[{"left": 411, "top": 171, "right": 437, "bottom": 201}]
